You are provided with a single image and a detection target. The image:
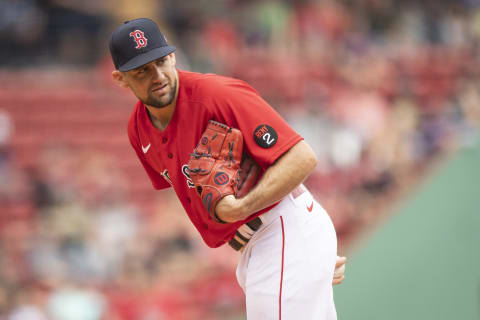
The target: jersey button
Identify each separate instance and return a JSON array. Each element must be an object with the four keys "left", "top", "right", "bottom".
[
  {"left": 162, "top": 137, "right": 168, "bottom": 143},
  {"left": 186, "top": 197, "right": 191, "bottom": 203},
  {"left": 168, "top": 153, "right": 173, "bottom": 159}
]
